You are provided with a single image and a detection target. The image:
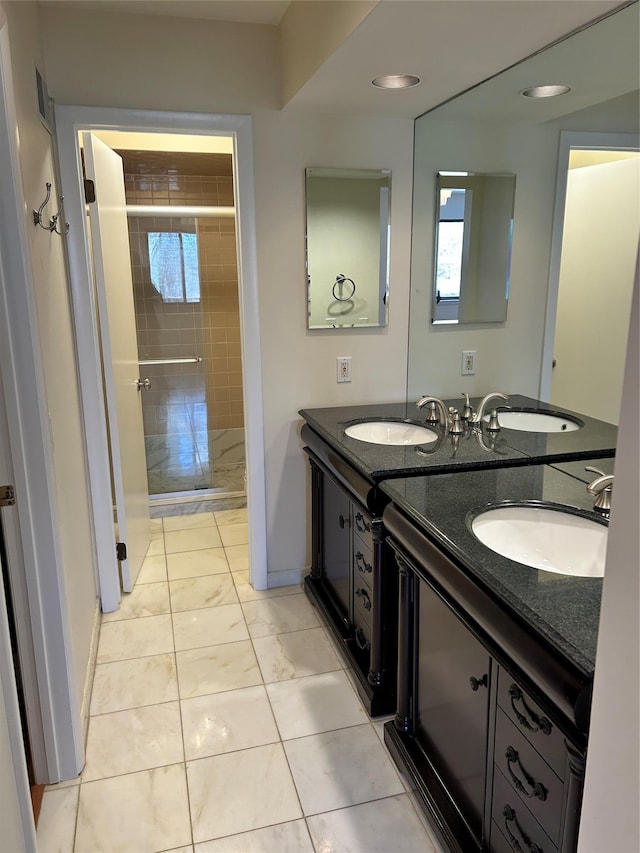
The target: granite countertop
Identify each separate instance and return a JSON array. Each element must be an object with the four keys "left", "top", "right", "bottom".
[
  {"left": 380, "top": 461, "right": 609, "bottom": 677},
  {"left": 299, "top": 395, "right": 616, "bottom": 482}
]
